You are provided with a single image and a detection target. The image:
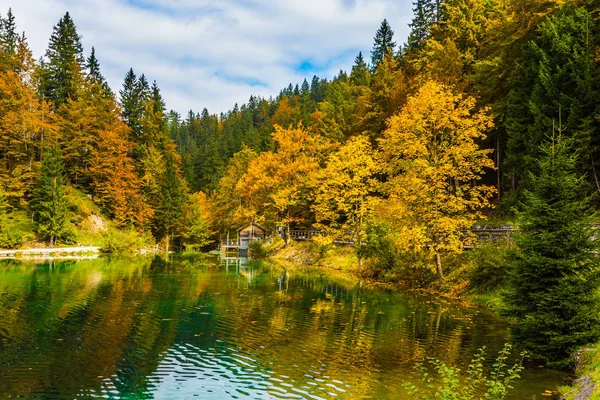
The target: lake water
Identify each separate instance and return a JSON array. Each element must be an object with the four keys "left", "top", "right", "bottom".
[{"left": 0, "top": 255, "right": 564, "bottom": 399}]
